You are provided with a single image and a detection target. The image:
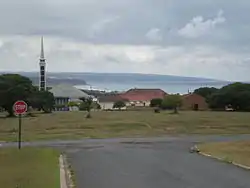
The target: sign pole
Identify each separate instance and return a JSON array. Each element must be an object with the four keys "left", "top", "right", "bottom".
[
  {"left": 13, "top": 100, "right": 27, "bottom": 150},
  {"left": 18, "top": 114, "right": 22, "bottom": 149}
]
